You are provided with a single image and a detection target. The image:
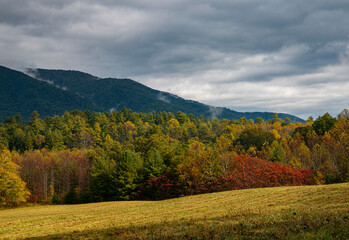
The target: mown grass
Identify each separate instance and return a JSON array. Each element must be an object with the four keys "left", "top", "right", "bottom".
[{"left": 1, "top": 183, "right": 348, "bottom": 239}]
